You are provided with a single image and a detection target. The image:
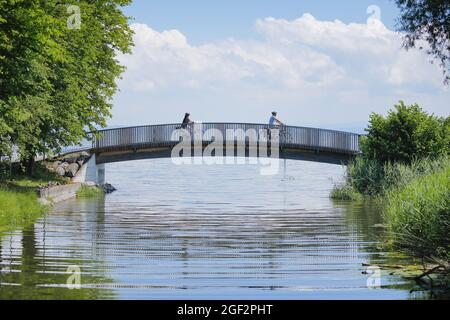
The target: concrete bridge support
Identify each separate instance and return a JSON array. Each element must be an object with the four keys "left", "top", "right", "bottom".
[
  {"left": 96, "top": 163, "right": 105, "bottom": 185},
  {"left": 72, "top": 154, "right": 105, "bottom": 185}
]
